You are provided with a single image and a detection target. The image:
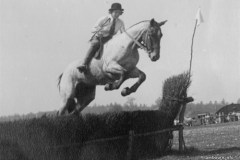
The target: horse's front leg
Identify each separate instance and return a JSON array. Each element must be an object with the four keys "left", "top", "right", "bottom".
[
  {"left": 121, "top": 67, "right": 146, "bottom": 96},
  {"left": 104, "top": 72, "right": 128, "bottom": 90},
  {"left": 104, "top": 61, "right": 127, "bottom": 91}
]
